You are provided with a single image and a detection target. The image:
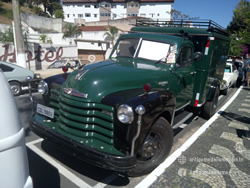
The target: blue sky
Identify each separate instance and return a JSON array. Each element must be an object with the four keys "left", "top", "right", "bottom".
[{"left": 172, "top": 0, "right": 241, "bottom": 28}]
